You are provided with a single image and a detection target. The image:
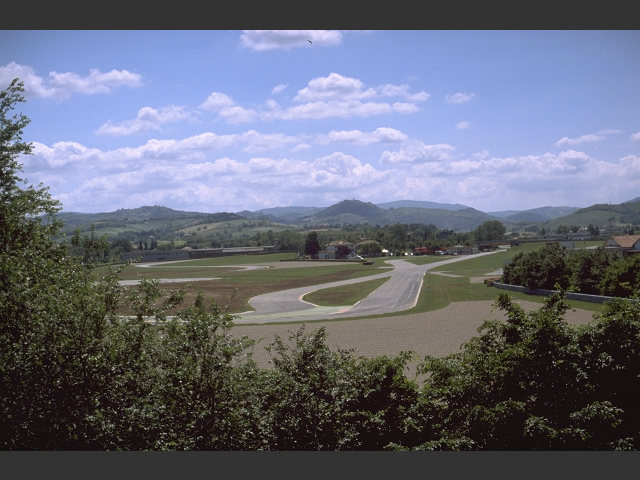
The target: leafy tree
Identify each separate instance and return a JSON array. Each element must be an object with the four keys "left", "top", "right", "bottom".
[
  {"left": 400, "top": 293, "right": 640, "bottom": 450},
  {"left": 598, "top": 255, "right": 640, "bottom": 298},
  {"left": 111, "top": 237, "right": 133, "bottom": 253},
  {"left": 258, "top": 327, "right": 418, "bottom": 450},
  {"left": 473, "top": 220, "right": 506, "bottom": 242},
  {"left": 502, "top": 243, "right": 570, "bottom": 290},
  {"left": 0, "top": 79, "right": 261, "bottom": 450},
  {"left": 304, "top": 231, "right": 321, "bottom": 257},
  {"left": 71, "top": 224, "right": 110, "bottom": 265},
  {"left": 566, "top": 247, "right": 616, "bottom": 295},
  {"left": 357, "top": 240, "right": 382, "bottom": 257},
  {"left": 0, "top": 79, "right": 123, "bottom": 449}
]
